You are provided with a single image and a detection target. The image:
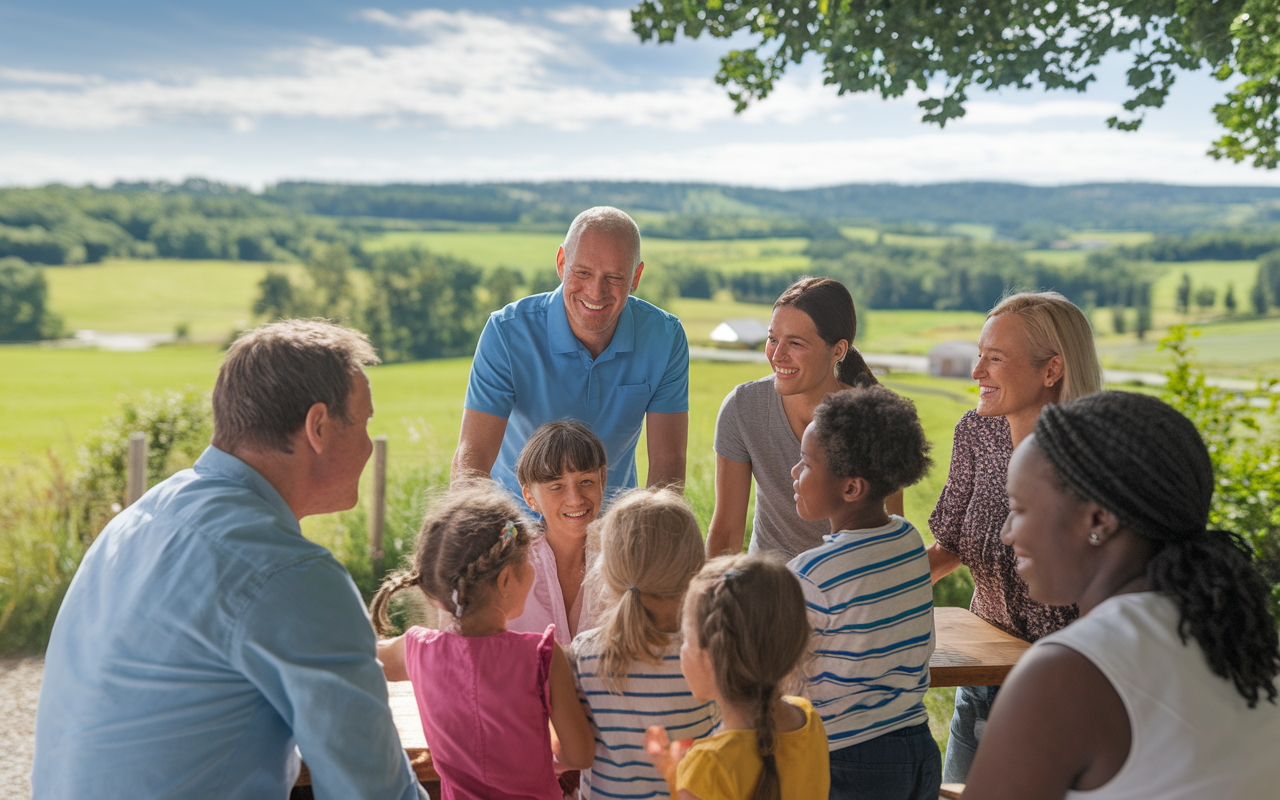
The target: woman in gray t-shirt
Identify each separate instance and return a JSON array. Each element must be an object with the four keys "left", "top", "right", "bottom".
[{"left": 708, "top": 277, "right": 899, "bottom": 561}]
